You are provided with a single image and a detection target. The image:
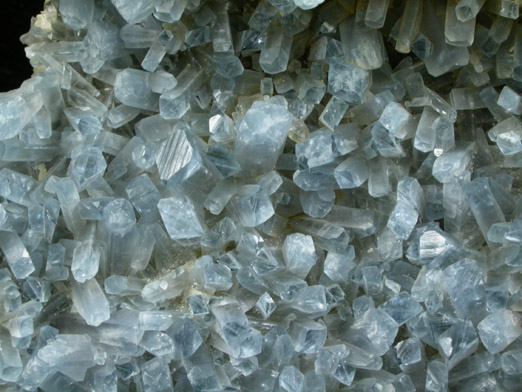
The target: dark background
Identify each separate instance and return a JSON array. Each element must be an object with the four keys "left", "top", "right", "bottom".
[{"left": 0, "top": 1, "right": 45, "bottom": 92}]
